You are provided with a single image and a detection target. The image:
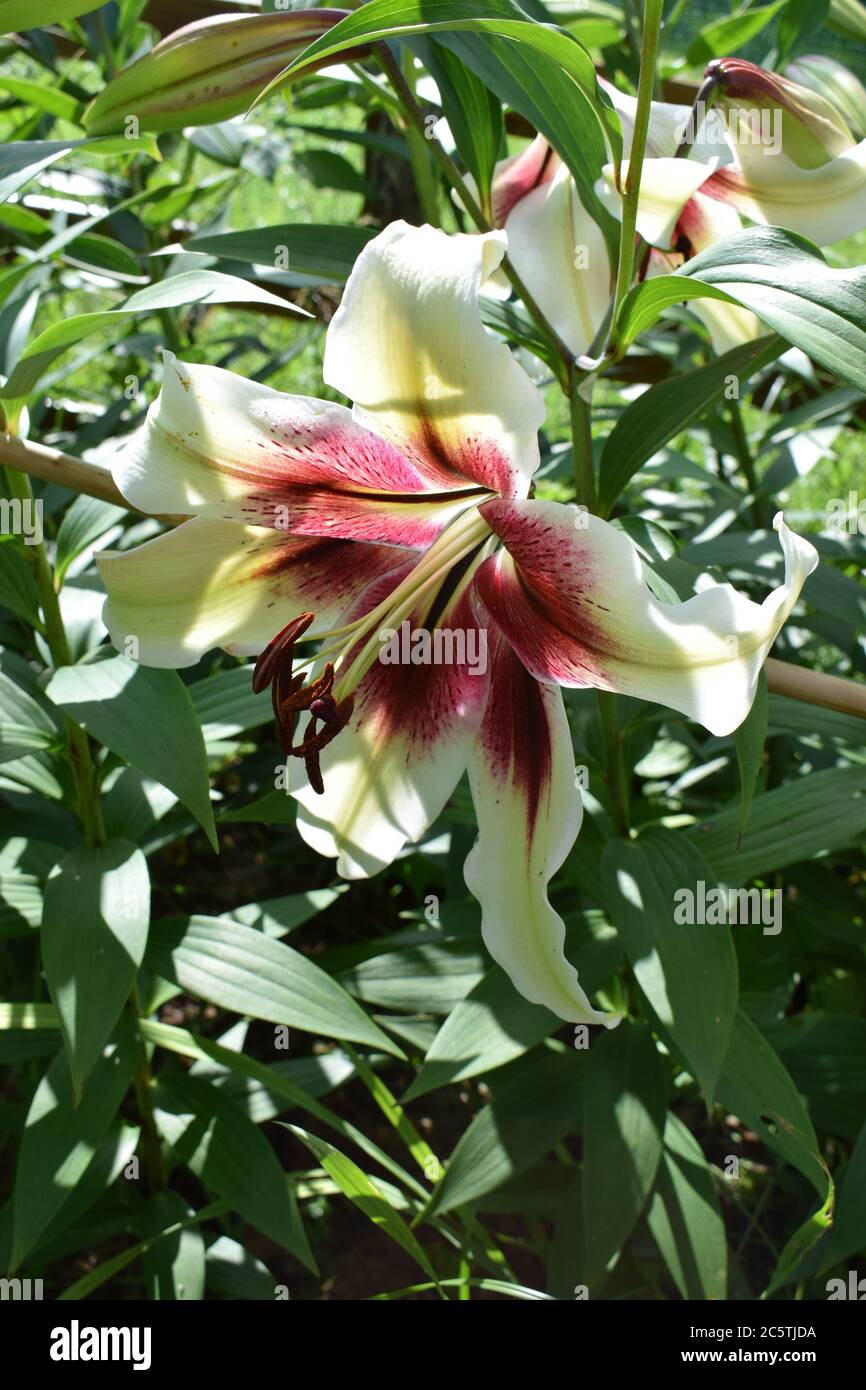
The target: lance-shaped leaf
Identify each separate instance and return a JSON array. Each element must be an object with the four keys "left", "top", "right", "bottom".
[
  {"left": 153, "top": 1072, "right": 316, "bottom": 1273},
  {"left": 600, "top": 830, "right": 738, "bottom": 1106},
  {"left": 41, "top": 838, "right": 150, "bottom": 1095},
  {"left": 282, "top": 1124, "right": 439, "bottom": 1284},
  {"left": 0, "top": 136, "right": 160, "bottom": 206},
  {"left": 46, "top": 655, "right": 217, "bottom": 851},
  {"left": 597, "top": 335, "right": 783, "bottom": 517},
  {"left": 0, "top": 270, "right": 304, "bottom": 404},
  {"left": 11, "top": 1014, "right": 138, "bottom": 1268},
  {"left": 83, "top": 11, "right": 354, "bottom": 135},
  {"left": 646, "top": 1111, "right": 727, "bottom": 1301},
  {"left": 145, "top": 914, "right": 405, "bottom": 1057},
  {"left": 0, "top": 1, "right": 103, "bottom": 30},
  {"left": 613, "top": 227, "right": 866, "bottom": 392},
  {"left": 582, "top": 1021, "right": 668, "bottom": 1286},
  {"left": 261, "top": 0, "right": 622, "bottom": 241}
]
